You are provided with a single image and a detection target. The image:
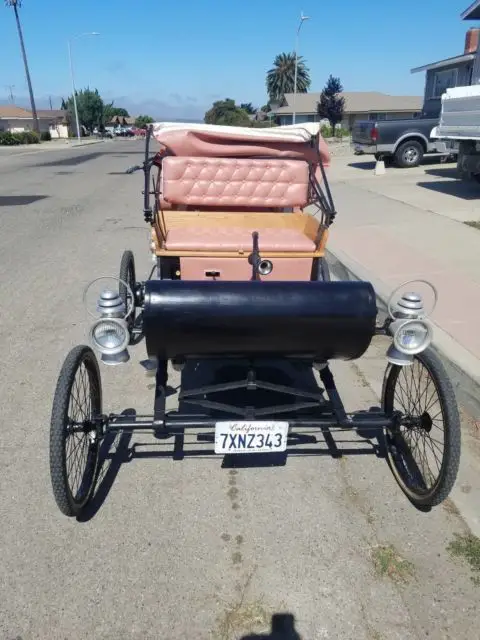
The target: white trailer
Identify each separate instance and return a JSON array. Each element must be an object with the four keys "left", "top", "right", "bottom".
[{"left": 431, "top": 85, "right": 480, "bottom": 181}]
